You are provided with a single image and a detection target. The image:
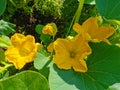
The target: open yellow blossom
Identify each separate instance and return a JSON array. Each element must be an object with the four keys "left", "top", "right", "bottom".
[
  {"left": 73, "top": 17, "right": 114, "bottom": 44},
  {"left": 53, "top": 34, "right": 91, "bottom": 72},
  {"left": 42, "top": 23, "right": 57, "bottom": 36},
  {"left": 5, "top": 33, "right": 37, "bottom": 70}
]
